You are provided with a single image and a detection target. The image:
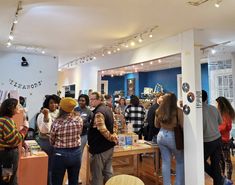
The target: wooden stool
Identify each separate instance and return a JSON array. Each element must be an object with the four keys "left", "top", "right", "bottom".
[{"left": 105, "top": 174, "right": 144, "bottom": 185}]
